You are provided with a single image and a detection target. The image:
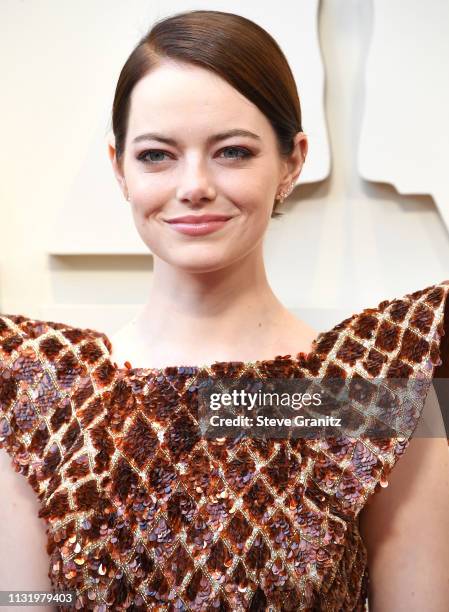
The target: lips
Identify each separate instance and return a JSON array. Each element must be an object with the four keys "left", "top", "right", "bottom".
[
  {"left": 166, "top": 214, "right": 233, "bottom": 224},
  {"left": 165, "top": 215, "right": 235, "bottom": 236}
]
